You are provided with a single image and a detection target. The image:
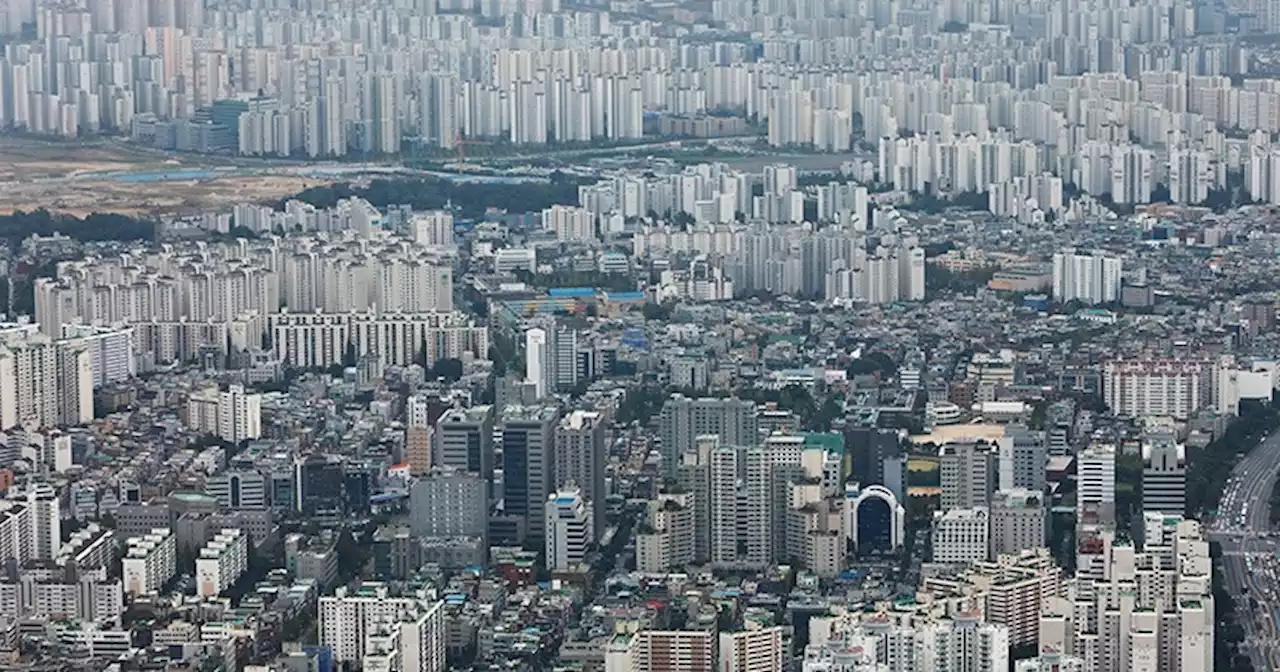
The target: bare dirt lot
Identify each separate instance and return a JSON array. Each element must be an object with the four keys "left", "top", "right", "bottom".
[{"left": 0, "top": 137, "right": 329, "bottom": 217}]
